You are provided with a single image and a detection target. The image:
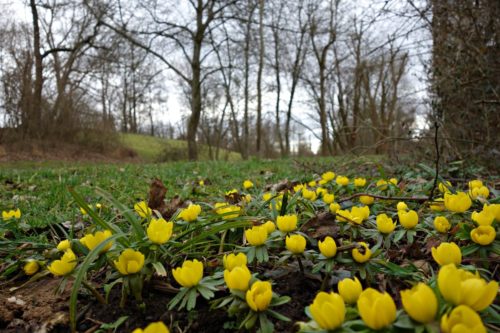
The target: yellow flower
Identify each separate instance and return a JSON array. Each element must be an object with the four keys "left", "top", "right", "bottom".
[
  {"left": 308, "top": 180, "right": 317, "bottom": 187},
  {"left": 441, "top": 305, "right": 486, "bottom": 333},
  {"left": 470, "top": 186, "right": 489, "bottom": 200},
  {"left": 223, "top": 253, "right": 247, "bottom": 271},
  {"left": 80, "top": 207, "right": 88, "bottom": 215},
  {"left": 178, "top": 204, "right": 202, "bottom": 222},
  {"left": 322, "top": 193, "right": 335, "bottom": 204},
  {"left": 376, "top": 179, "right": 388, "bottom": 190},
  {"left": 293, "top": 184, "right": 304, "bottom": 193},
  {"left": 357, "top": 288, "right": 396, "bottom": 330},
  {"left": 132, "top": 321, "right": 170, "bottom": 333},
  {"left": 243, "top": 180, "right": 254, "bottom": 189},
  {"left": 80, "top": 230, "right": 113, "bottom": 253},
  {"left": 359, "top": 195, "right": 374, "bottom": 205},
  {"left": 224, "top": 265, "right": 251, "bottom": 291},
  {"left": 57, "top": 239, "right": 71, "bottom": 252},
  {"left": 376, "top": 213, "right": 396, "bottom": 234},
  {"left": 318, "top": 236, "right": 337, "bottom": 258},
  {"left": 2, "top": 208, "right": 21, "bottom": 220},
  {"left": 471, "top": 225, "right": 496, "bottom": 246},
  {"left": 302, "top": 188, "right": 317, "bottom": 201},
  {"left": 396, "top": 201, "right": 408, "bottom": 211},
  {"left": 444, "top": 192, "right": 472, "bottom": 213},
  {"left": 432, "top": 242, "right": 462, "bottom": 266},
  {"left": 316, "top": 187, "right": 328, "bottom": 197},
  {"left": 147, "top": 218, "right": 173, "bottom": 245},
  {"left": 352, "top": 242, "right": 371, "bottom": 263},
  {"left": 263, "top": 192, "right": 273, "bottom": 201},
  {"left": 318, "top": 179, "right": 327, "bottom": 185},
  {"left": 95, "top": 203, "right": 102, "bottom": 209},
  {"left": 263, "top": 221, "right": 276, "bottom": 234},
  {"left": 351, "top": 206, "right": 370, "bottom": 222},
  {"left": 286, "top": 234, "right": 306, "bottom": 254},
  {"left": 276, "top": 214, "right": 298, "bottom": 232},
  {"left": 226, "top": 189, "right": 238, "bottom": 195},
  {"left": 430, "top": 198, "right": 445, "bottom": 211},
  {"left": 336, "top": 209, "right": 354, "bottom": 223},
  {"left": 354, "top": 178, "right": 366, "bottom": 187},
  {"left": 483, "top": 203, "right": 500, "bottom": 221},
  {"left": 114, "top": 249, "right": 145, "bottom": 275},
  {"left": 199, "top": 180, "right": 205, "bottom": 186},
  {"left": 134, "top": 201, "right": 152, "bottom": 218},
  {"left": 439, "top": 181, "right": 452, "bottom": 193},
  {"left": 48, "top": 249, "right": 77, "bottom": 276},
  {"left": 310, "top": 292, "right": 345, "bottom": 330},
  {"left": 433, "top": 216, "right": 451, "bottom": 233},
  {"left": 389, "top": 178, "right": 398, "bottom": 186},
  {"left": 468, "top": 179, "right": 483, "bottom": 189},
  {"left": 400, "top": 283, "right": 437, "bottom": 324},
  {"left": 398, "top": 210, "right": 418, "bottom": 229},
  {"left": 321, "top": 171, "right": 335, "bottom": 182},
  {"left": 215, "top": 204, "right": 241, "bottom": 220},
  {"left": 245, "top": 226, "right": 268, "bottom": 246},
  {"left": 338, "top": 277, "right": 362, "bottom": 304},
  {"left": 172, "top": 259, "right": 203, "bottom": 288},
  {"left": 336, "top": 176, "right": 349, "bottom": 186},
  {"left": 23, "top": 260, "right": 39, "bottom": 275},
  {"left": 438, "top": 264, "right": 498, "bottom": 311},
  {"left": 471, "top": 210, "right": 494, "bottom": 226},
  {"left": 246, "top": 281, "right": 272, "bottom": 312},
  {"left": 329, "top": 202, "right": 341, "bottom": 213}
]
